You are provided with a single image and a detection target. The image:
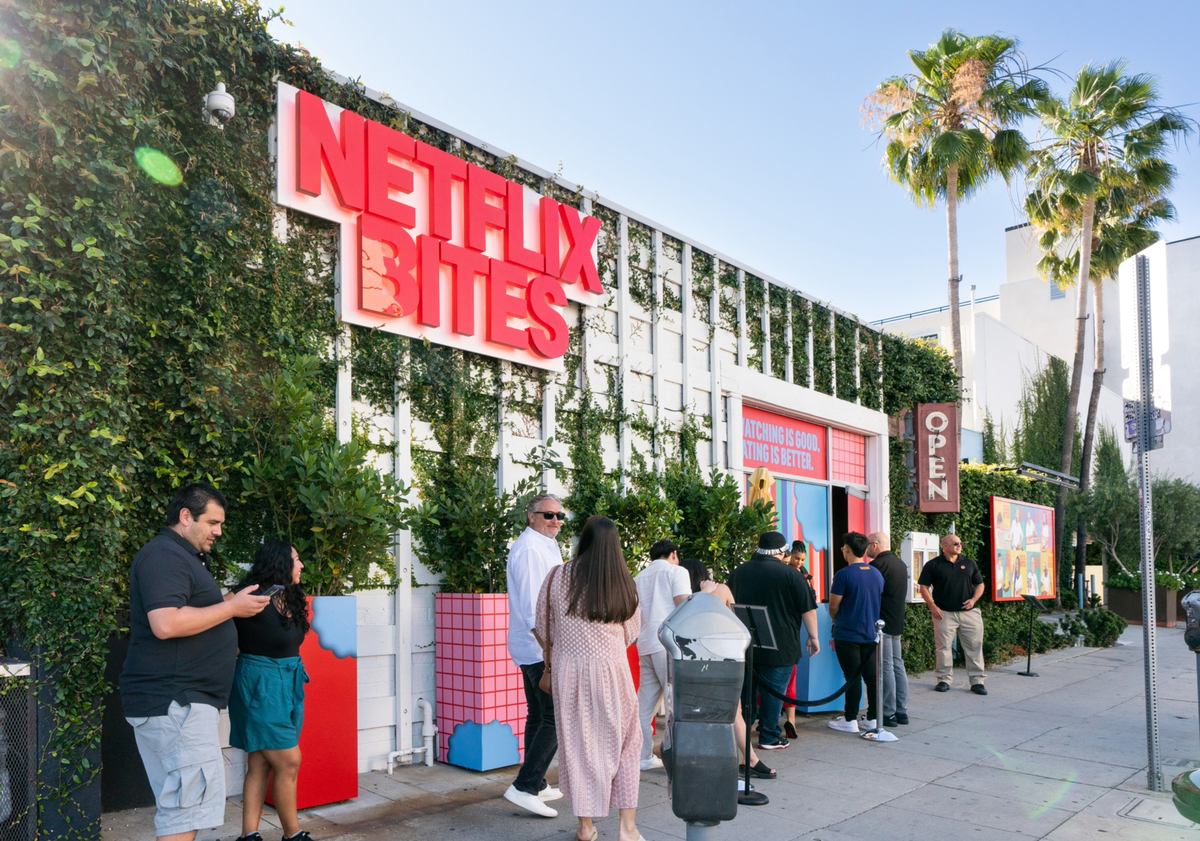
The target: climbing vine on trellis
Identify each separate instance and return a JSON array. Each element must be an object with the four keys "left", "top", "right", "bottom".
[
  {"left": 745, "top": 273, "right": 766, "bottom": 370},
  {"left": 834, "top": 313, "right": 859, "bottom": 403},
  {"left": 769, "top": 285, "right": 788, "bottom": 380},
  {"left": 718, "top": 262, "right": 739, "bottom": 334},
  {"left": 811, "top": 303, "right": 834, "bottom": 395},
  {"left": 791, "top": 292, "right": 811, "bottom": 388}
]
